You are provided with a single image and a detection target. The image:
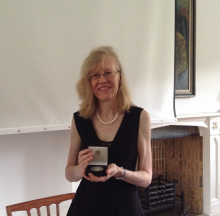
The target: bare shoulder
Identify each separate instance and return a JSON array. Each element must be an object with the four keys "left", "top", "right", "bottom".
[
  {"left": 138, "top": 109, "right": 151, "bottom": 140},
  {"left": 70, "top": 116, "right": 79, "bottom": 137},
  {"left": 140, "top": 109, "right": 151, "bottom": 126},
  {"left": 70, "top": 116, "right": 82, "bottom": 148}
]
